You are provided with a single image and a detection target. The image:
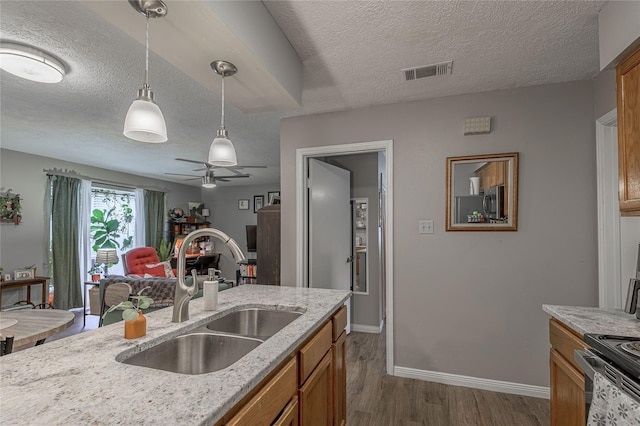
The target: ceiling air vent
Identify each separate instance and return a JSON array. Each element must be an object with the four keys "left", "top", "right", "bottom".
[{"left": 402, "top": 61, "right": 453, "bottom": 81}]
